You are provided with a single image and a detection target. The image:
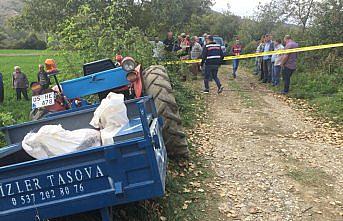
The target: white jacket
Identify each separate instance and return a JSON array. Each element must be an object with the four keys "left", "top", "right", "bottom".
[{"left": 273, "top": 44, "right": 284, "bottom": 66}]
